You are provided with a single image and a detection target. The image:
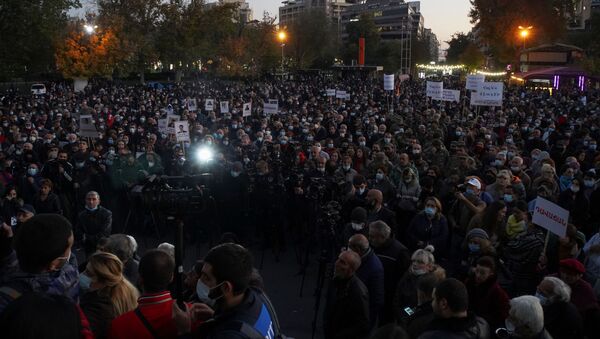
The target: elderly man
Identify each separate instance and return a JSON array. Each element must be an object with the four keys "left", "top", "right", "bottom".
[
  {"left": 76, "top": 191, "right": 113, "bottom": 257},
  {"left": 349, "top": 234, "right": 384, "bottom": 329},
  {"left": 365, "top": 189, "right": 397, "bottom": 236},
  {"left": 368, "top": 220, "right": 410, "bottom": 324},
  {"left": 536, "top": 276, "right": 583, "bottom": 339},
  {"left": 323, "top": 250, "right": 370, "bottom": 339},
  {"left": 499, "top": 296, "right": 552, "bottom": 339}
]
